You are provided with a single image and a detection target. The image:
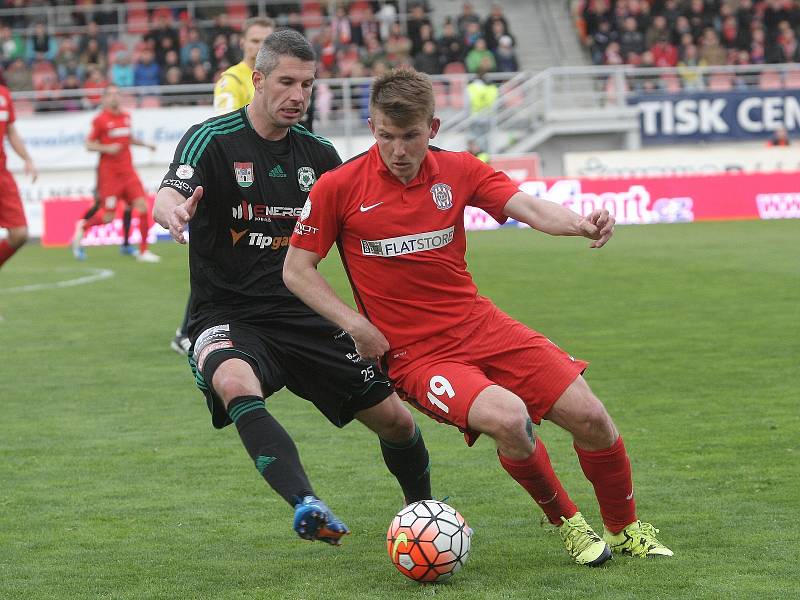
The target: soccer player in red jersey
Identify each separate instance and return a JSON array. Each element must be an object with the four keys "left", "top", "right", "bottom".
[
  {"left": 71, "top": 84, "right": 160, "bottom": 262},
  {"left": 284, "top": 68, "right": 673, "bottom": 565},
  {"left": 0, "top": 83, "right": 37, "bottom": 271}
]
